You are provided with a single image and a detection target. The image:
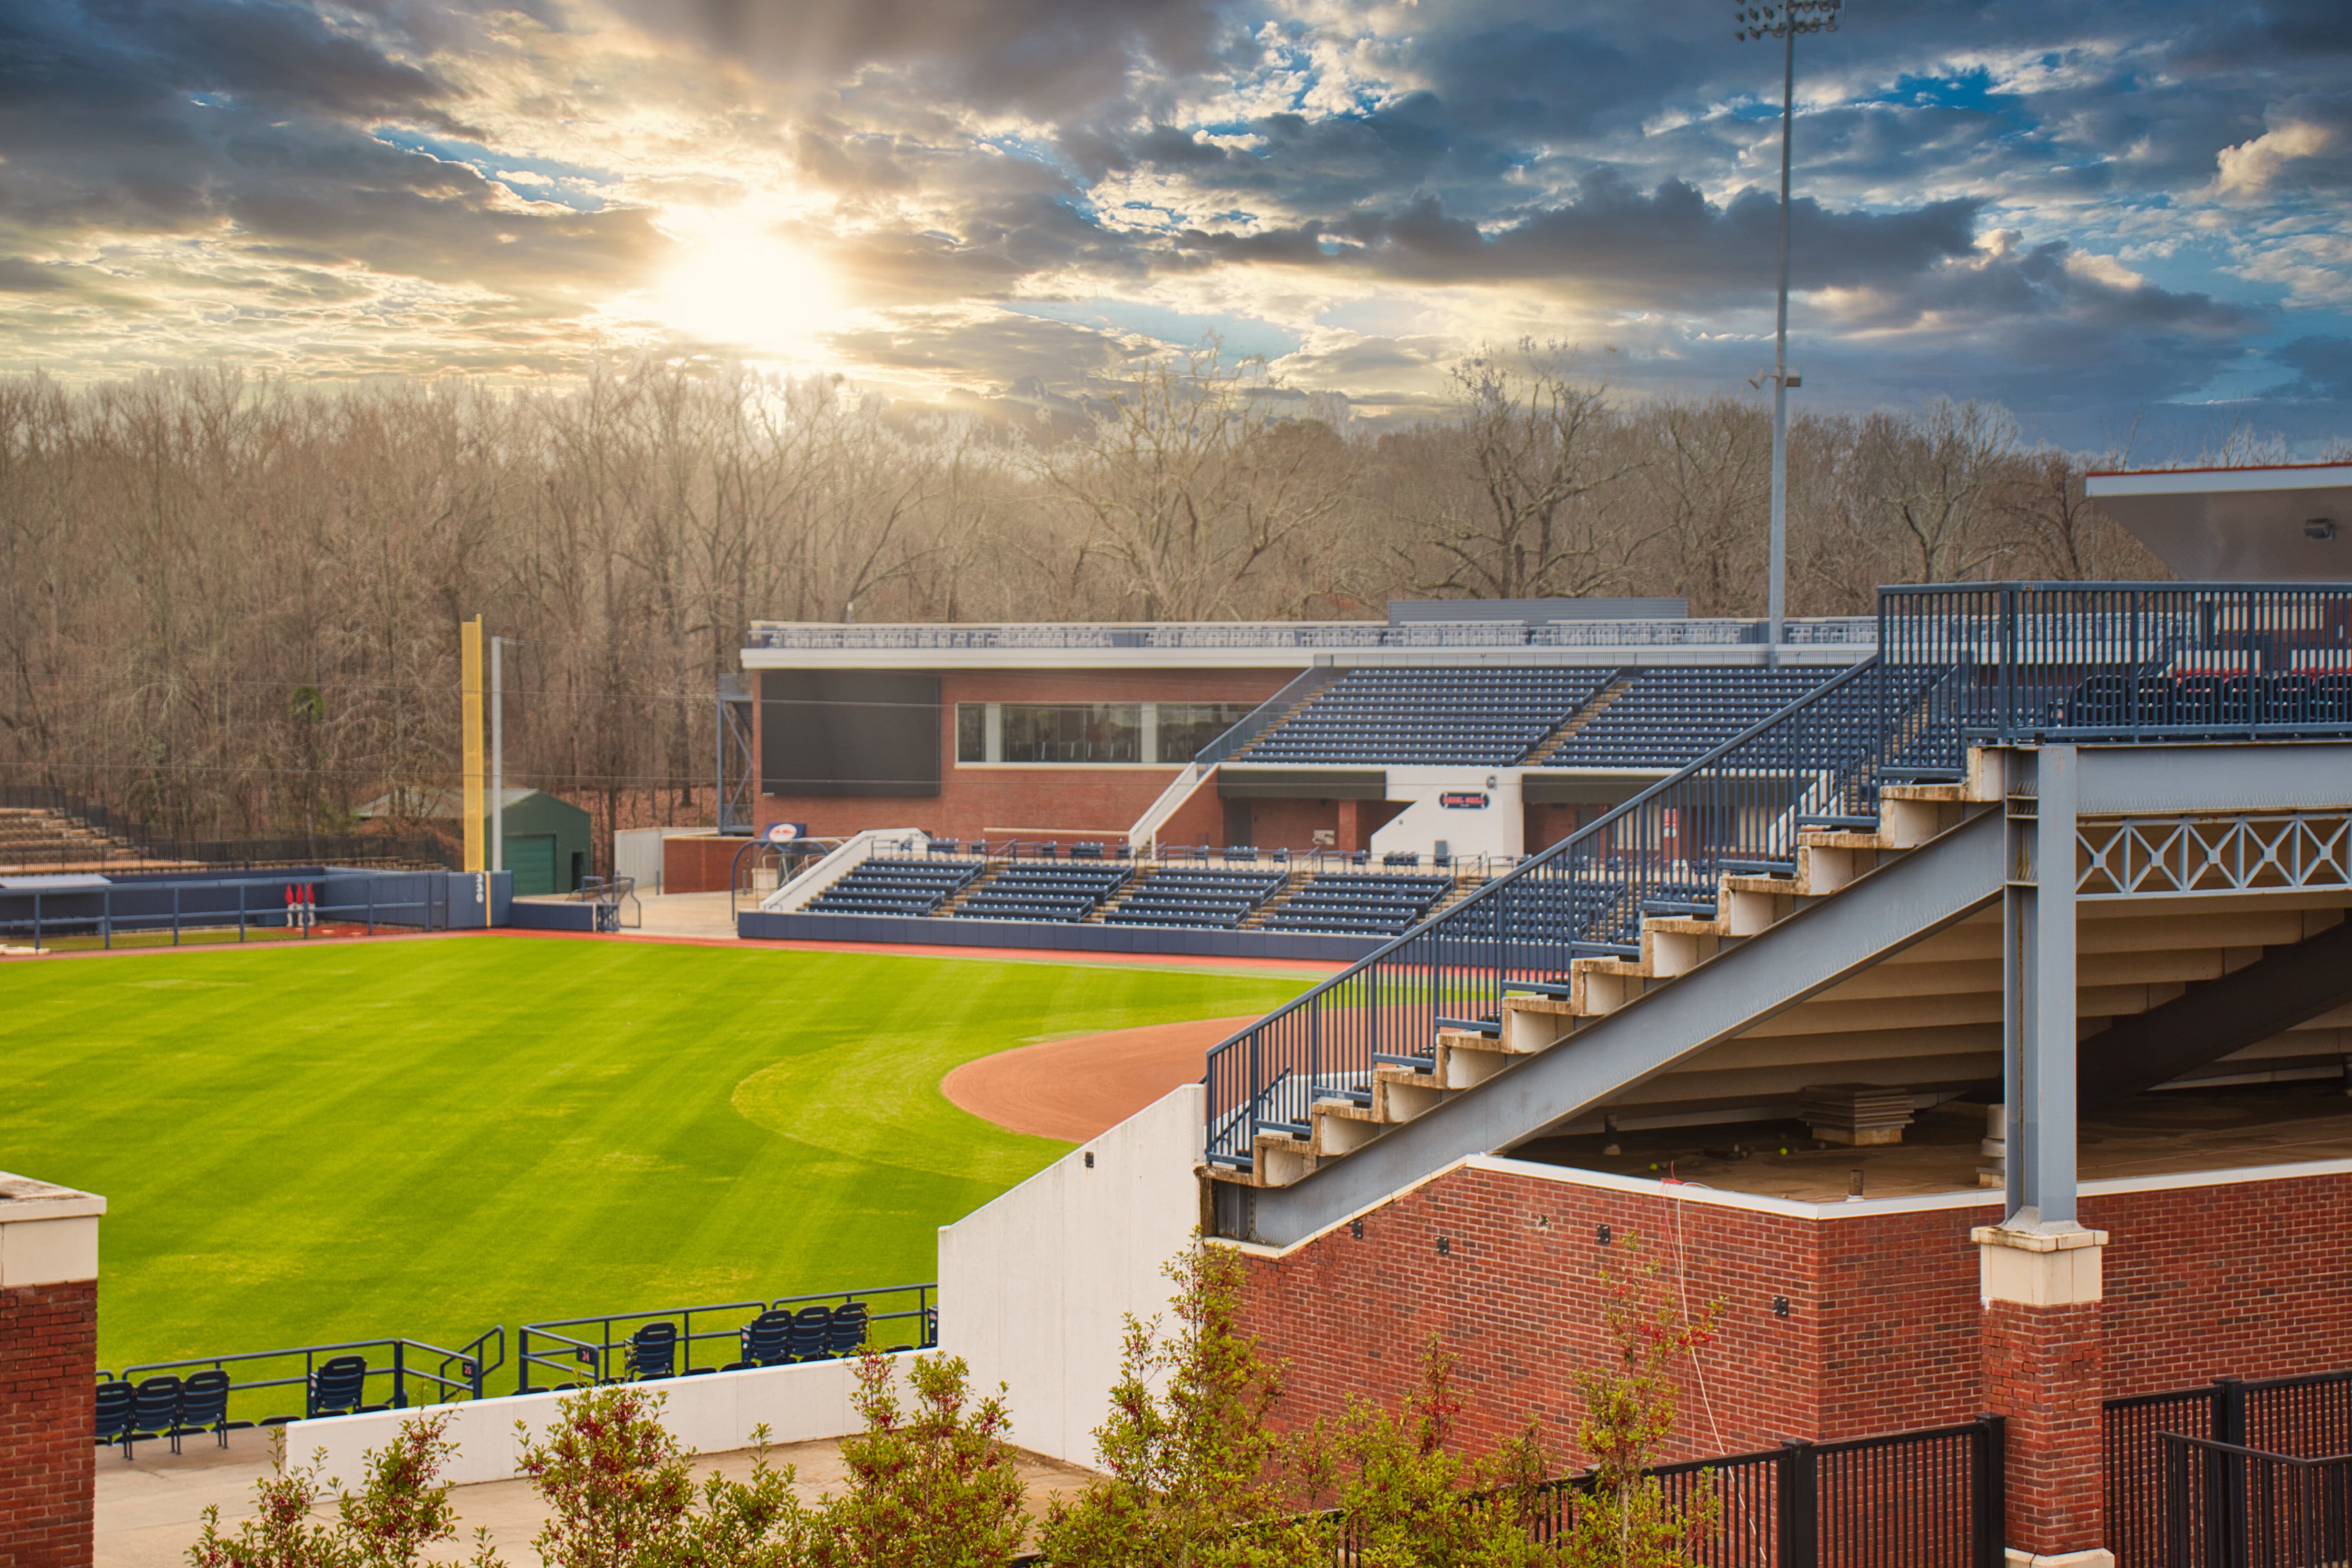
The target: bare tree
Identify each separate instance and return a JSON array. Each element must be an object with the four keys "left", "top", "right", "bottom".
[{"left": 1412, "top": 342, "right": 1650, "bottom": 600}]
